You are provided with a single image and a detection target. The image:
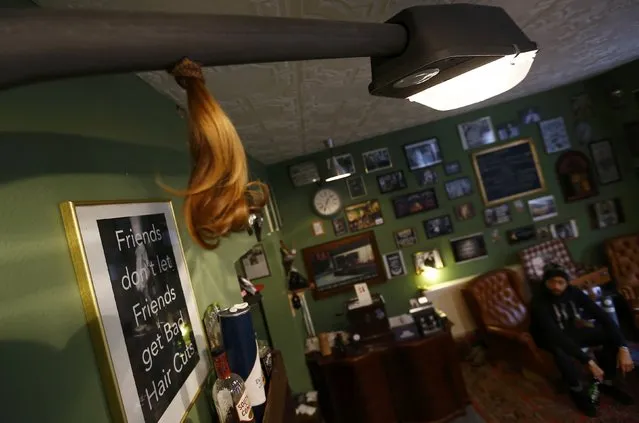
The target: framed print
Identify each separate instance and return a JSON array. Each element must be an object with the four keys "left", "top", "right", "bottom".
[
  {"left": 326, "top": 153, "right": 356, "bottom": 174},
  {"left": 589, "top": 139, "right": 621, "bottom": 184},
  {"left": 458, "top": 116, "right": 497, "bottom": 150},
  {"left": 377, "top": 170, "right": 407, "bottom": 194},
  {"left": 345, "top": 199, "right": 384, "bottom": 232},
  {"left": 311, "top": 220, "right": 325, "bottom": 236},
  {"left": 392, "top": 188, "right": 438, "bottom": 219},
  {"left": 241, "top": 244, "right": 271, "bottom": 280},
  {"left": 302, "top": 231, "right": 386, "bottom": 299},
  {"left": 362, "top": 148, "right": 392, "bottom": 173},
  {"left": 506, "top": 225, "right": 537, "bottom": 245},
  {"left": 413, "top": 249, "right": 444, "bottom": 272},
  {"left": 484, "top": 204, "right": 511, "bottom": 227},
  {"left": 527, "top": 195, "right": 558, "bottom": 222},
  {"left": 555, "top": 151, "right": 598, "bottom": 202},
  {"left": 383, "top": 251, "right": 407, "bottom": 279},
  {"left": 423, "top": 215, "right": 454, "bottom": 239},
  {"left": 394, "top": 228, "right": 418, "bottom": 248},
  {"left": 539, "top": 117, "right": 571, "bottom": 153},
  {"left": 403, "top": 138, "right": 443, "bottom": 170},
  {"left": 454, "top": 202, "right": 475, "bottom": 221},
  {"left": 536, "top": 225, "right": 552, "bottom": 241},
  {"left": 519, "top": 107, "right": 541, "bottom": 124},
  {"left": 332, "top": 216, "right": 348, "bottom": 237},
  {"left": 444, "top": 177, "right": 473, "bottom": 200},
  {"left": 444, "top": 161, "right": 461, "bottom": 175},
  {"left": 346, "top": 175, "right": 367, "bottom": 199},
  {"left": 589, "top": 198, "right": 625, "bottom": 229},
  {"left": 450, "top": 233, "right": 488, "bottom": 263},
  {"left": 59, "top": 200, "right": 209, "bottom": 423},
  {"left": 289, "top": 161, "right": 320, "bottom": 187},
  {"left": 496, "top": 121, "right": 520, "bottom": 141},
  {"left": 550, "top": 219, "right": 579, "bottom": 240},
  {"left": 472, "top": 139, "right": 545, "bottom": 206},
  {"left": 415, "top": 168, "right": 438, "bottom": 187}
]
